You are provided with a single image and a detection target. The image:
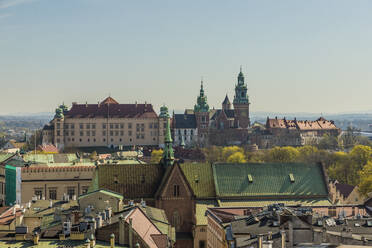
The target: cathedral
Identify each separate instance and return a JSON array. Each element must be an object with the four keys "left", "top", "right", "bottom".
[{"left": 172, "top": 68, "right": 251, "bottom": 146}]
